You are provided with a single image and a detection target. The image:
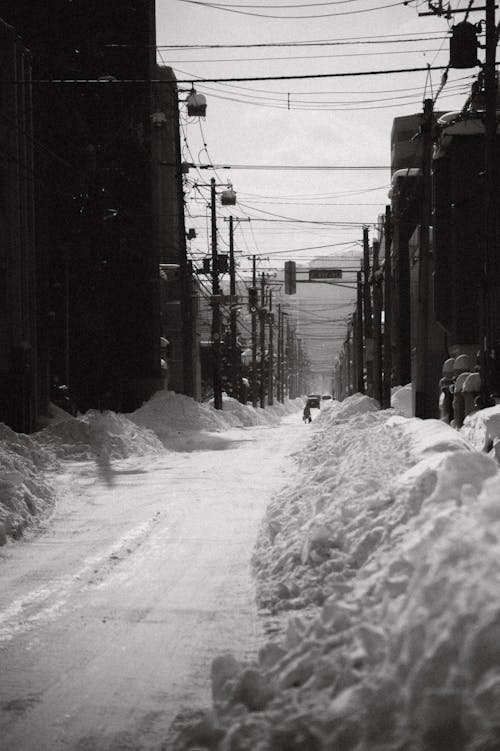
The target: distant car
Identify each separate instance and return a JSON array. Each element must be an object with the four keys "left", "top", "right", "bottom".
[
  {"left": 306, "top": 394, "right": 321, "bottom": 409},
  {"left": 321, "top": 394, "right": 332, "bottom": 401}
]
